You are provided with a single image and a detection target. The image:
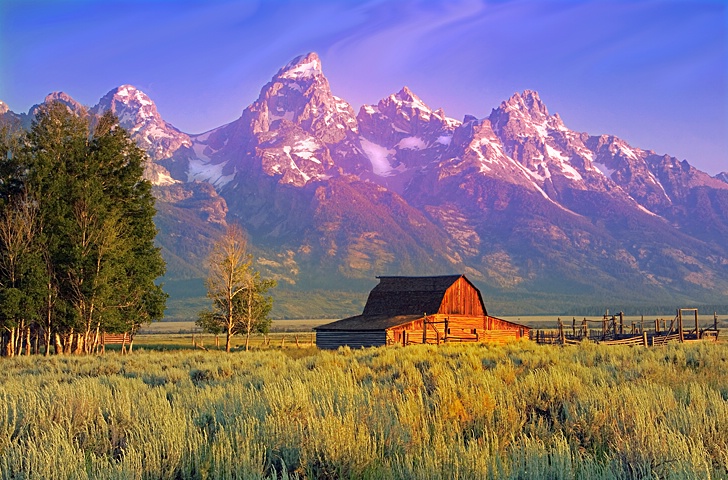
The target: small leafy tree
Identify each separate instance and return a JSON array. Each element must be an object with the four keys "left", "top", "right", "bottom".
[
  {"left": 0, "top": 193, "right": 44, "bottom": 356},
  {"left": 198, "top": 224, "right": 275, "bottom": 352},
  {"left": 238, "top": 271, "right": 276, "bottom": 351}
]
